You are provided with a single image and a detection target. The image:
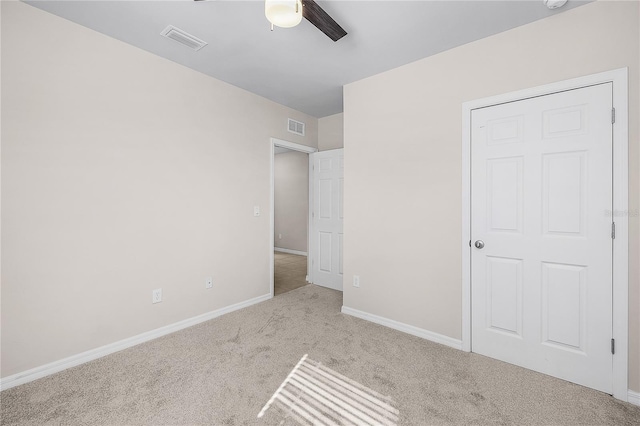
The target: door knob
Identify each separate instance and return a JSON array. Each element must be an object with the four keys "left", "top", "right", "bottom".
[{"left": 474, "top": 240, "right": 485, "bottom": 249}]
